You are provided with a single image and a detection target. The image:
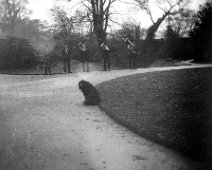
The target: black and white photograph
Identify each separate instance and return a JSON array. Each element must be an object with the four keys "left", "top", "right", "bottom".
[{"left": 0, "top": 0, "right": 211, "bottom": 169}]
